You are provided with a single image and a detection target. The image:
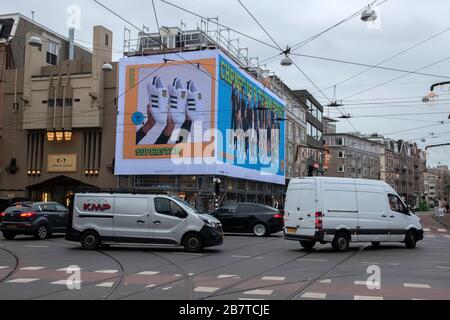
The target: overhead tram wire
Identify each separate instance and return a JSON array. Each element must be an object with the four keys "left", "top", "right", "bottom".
[
  {"left": 151, "top": 0, "right": 167, "bottom": 61},
  {"left": 289, "top": 53, "right": 450, "bottom": 80},
  {"left": 159, "top": 0, "right": 280, "bottom": 51},
  {"left": 342, "top": 55, "right": 450, "bottom": 100},
  {"left": 382, "top": 122, "right": 450, "bottom": 136}
]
